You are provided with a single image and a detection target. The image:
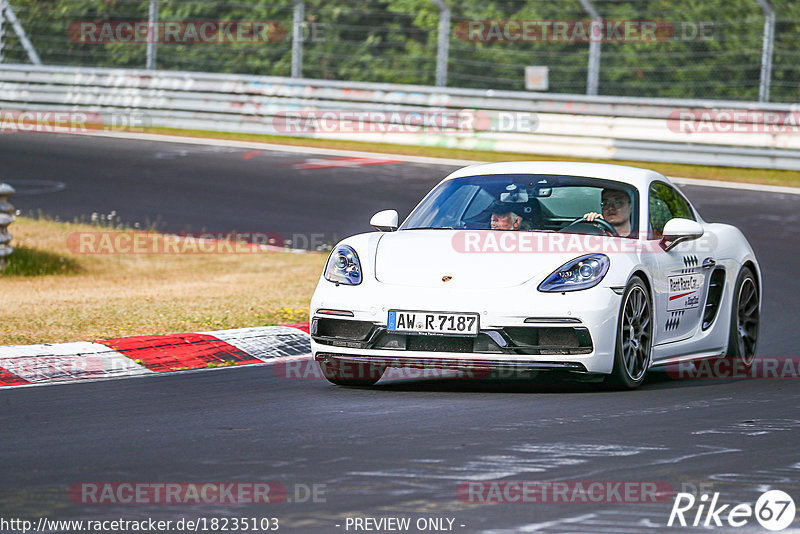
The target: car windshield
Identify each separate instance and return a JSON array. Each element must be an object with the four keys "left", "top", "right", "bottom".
[{"left": 400, "top": 174, "right": 639, "bottom": 238}]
